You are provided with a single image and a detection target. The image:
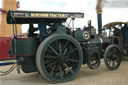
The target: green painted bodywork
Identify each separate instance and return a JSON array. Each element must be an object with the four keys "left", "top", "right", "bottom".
[
  {"left": 90, "top": 37, "right": 101, "bottom": 47},
  {"left": 11, "top": 39, "right": 38, "bottom": 56},
  {"left": 74, "top": 30, "right": 91, "bottom": 41},
  {"left": 90, "top": 36, "right": 110, "bottom": 49},
  {"left": 53, "top": 25, "right": 67, "bottom": 34},
  {"left": 74, "top": 31, "right": 84, "bottom": 41}
]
